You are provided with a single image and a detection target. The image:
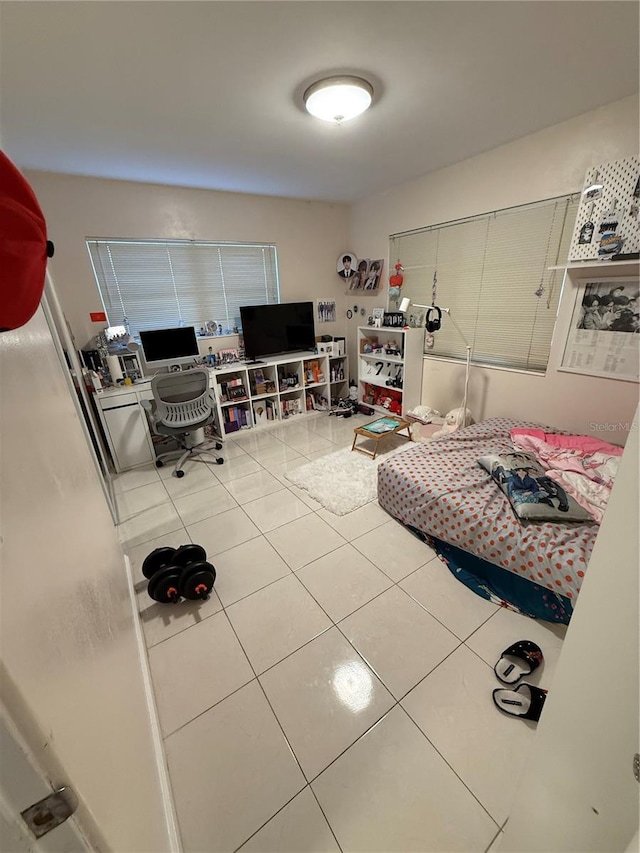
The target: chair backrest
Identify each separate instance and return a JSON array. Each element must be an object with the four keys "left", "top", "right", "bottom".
[{"left": 150, "top": 369, "right": 214, "bottom": 430}]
